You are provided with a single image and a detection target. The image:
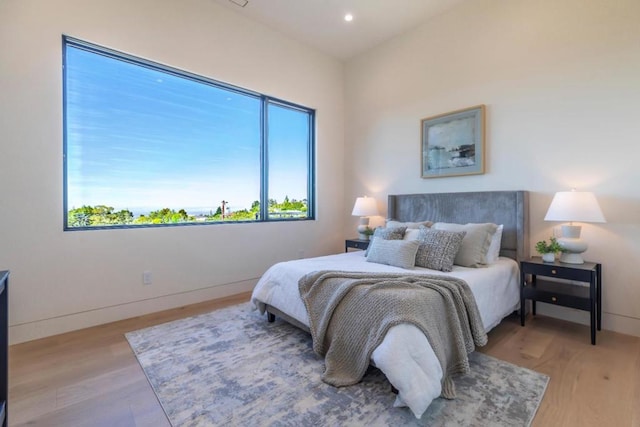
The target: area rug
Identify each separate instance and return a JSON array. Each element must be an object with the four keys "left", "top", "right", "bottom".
[{"left": 126, "top": 303, "right": 548, "bottom": 427}]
